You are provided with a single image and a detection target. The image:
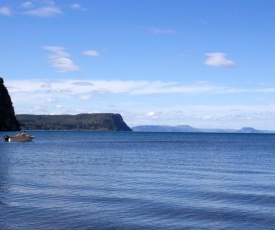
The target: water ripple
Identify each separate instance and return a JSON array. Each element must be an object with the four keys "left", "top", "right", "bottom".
[{"left": 1, "top": 132, "right": 275, "bottom": 229}]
